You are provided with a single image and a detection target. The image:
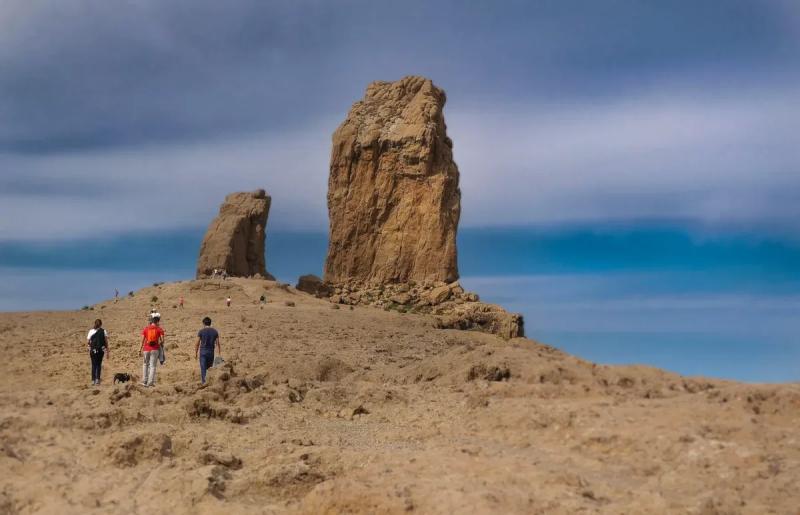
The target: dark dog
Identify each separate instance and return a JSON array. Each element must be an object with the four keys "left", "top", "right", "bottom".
[{"left": 113, "top": 373, "right": 131, "bottom": 384}]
